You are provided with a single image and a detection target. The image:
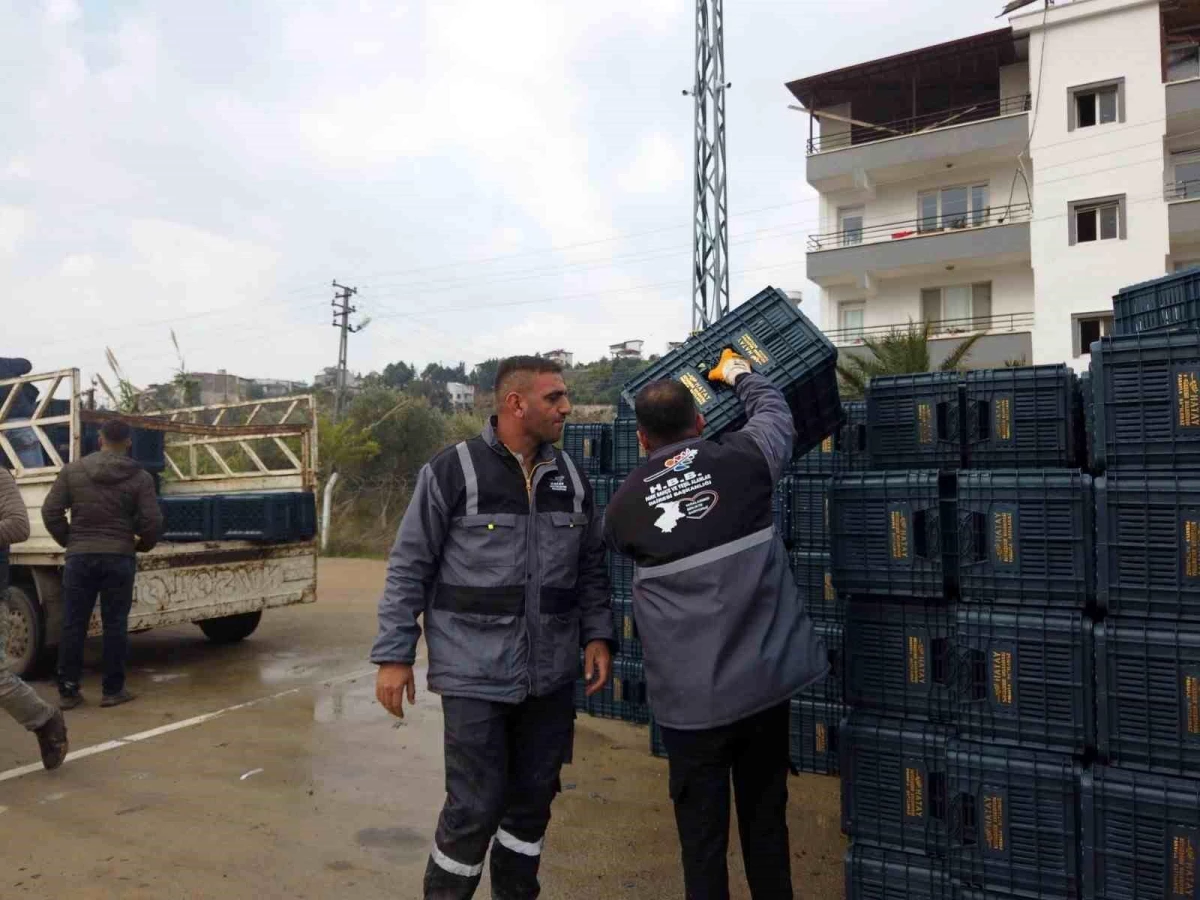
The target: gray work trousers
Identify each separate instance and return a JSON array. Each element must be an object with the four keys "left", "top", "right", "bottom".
[
  {"left": 0, "top": 589, "right": 55, "bottom": 731},
  {"left": 424, "top": 683, "right": 575, "bottom": 900}
]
